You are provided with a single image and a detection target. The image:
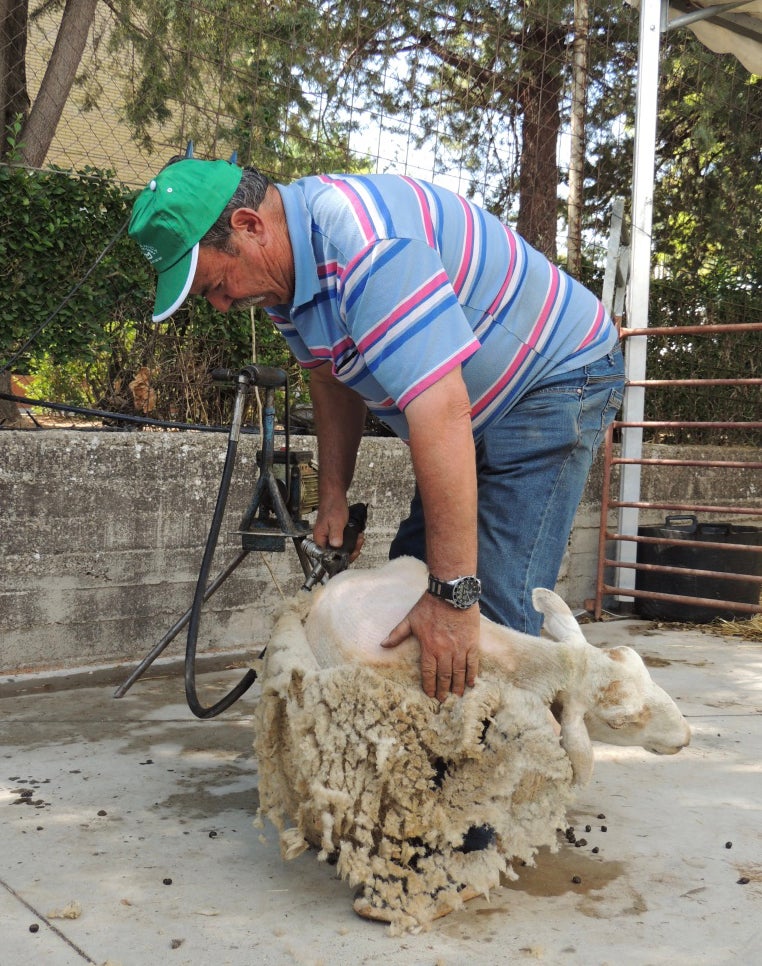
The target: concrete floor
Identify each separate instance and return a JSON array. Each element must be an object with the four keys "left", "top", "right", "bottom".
[{"left": 1, "top": 618, "right": 760, "bottom": 966}]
